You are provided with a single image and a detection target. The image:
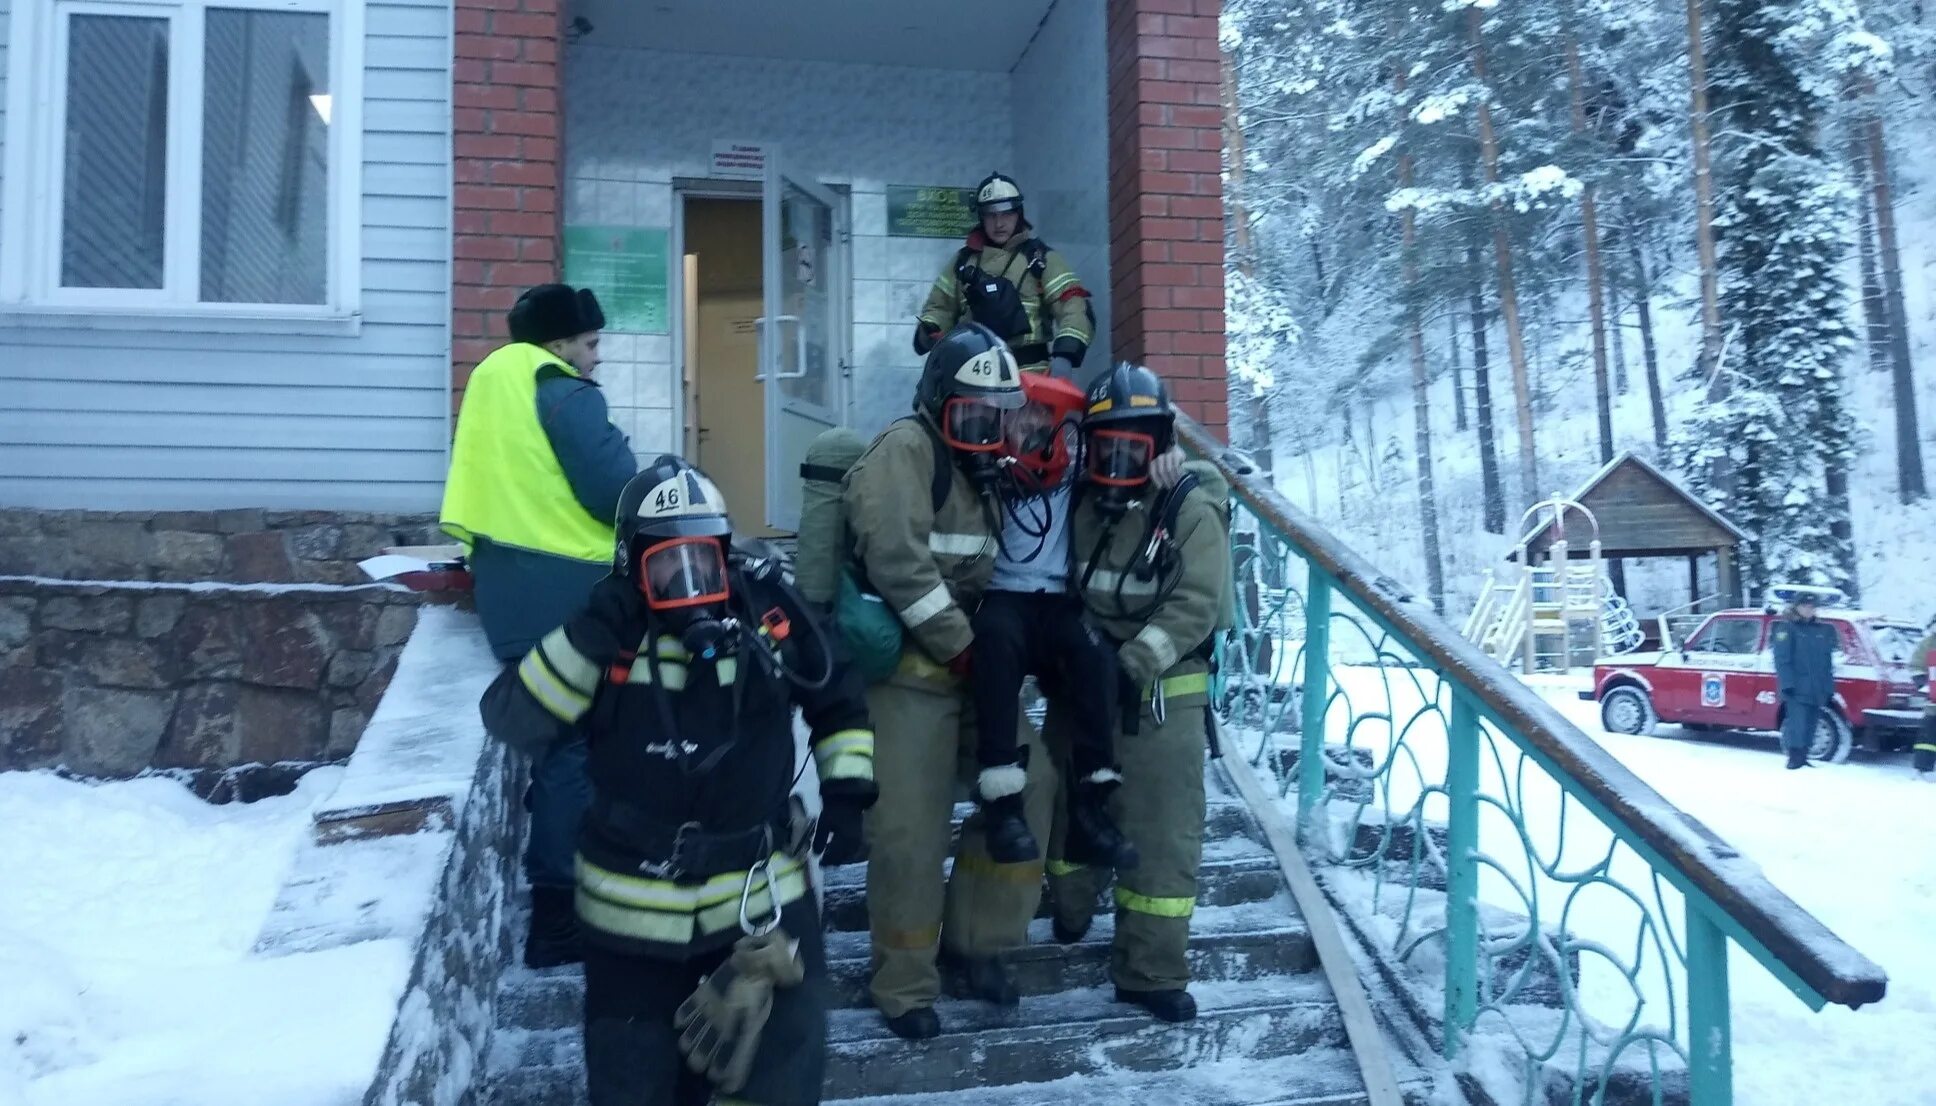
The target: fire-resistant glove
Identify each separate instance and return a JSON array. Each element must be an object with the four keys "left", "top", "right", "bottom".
[
  {"left": 913, "top": 320, "right": 943, "bottom": 356},
  {"left": 673, "top": 929, "right": 805, "bottom": 1093},
  {"left": 1150, "top": 445, "right": 1187, "bottom": 491},
  {"left": 1049, "top": 355, "right": 1077, "bottom": 379},
  {"left": 561, "top": 574, "right": 651, "bottom": 667},
  {"left": 947, "top": 648, "right": 974, "bottom": 679},
  {"left": 813, "top": 781, "right": 875, "bottom": 867}
]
